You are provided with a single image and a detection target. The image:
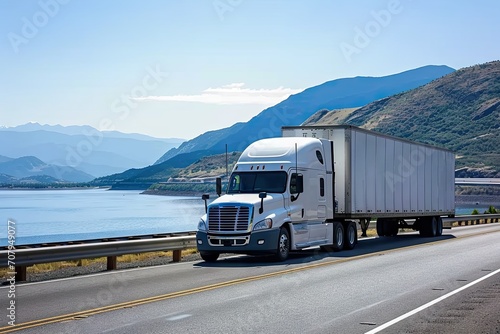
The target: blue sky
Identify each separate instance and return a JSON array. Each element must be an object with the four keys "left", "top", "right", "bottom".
[{"left": 1, "top": 0, "right": 499, "bottom": 140}]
